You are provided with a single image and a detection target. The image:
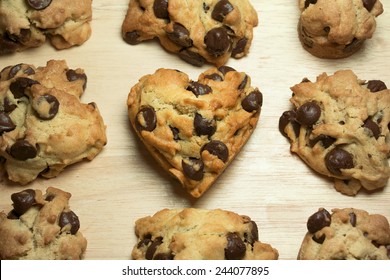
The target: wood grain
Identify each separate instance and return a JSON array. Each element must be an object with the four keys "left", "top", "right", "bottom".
[{"left": 0, "top": 0, "right": 389, "bottom": 260}]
